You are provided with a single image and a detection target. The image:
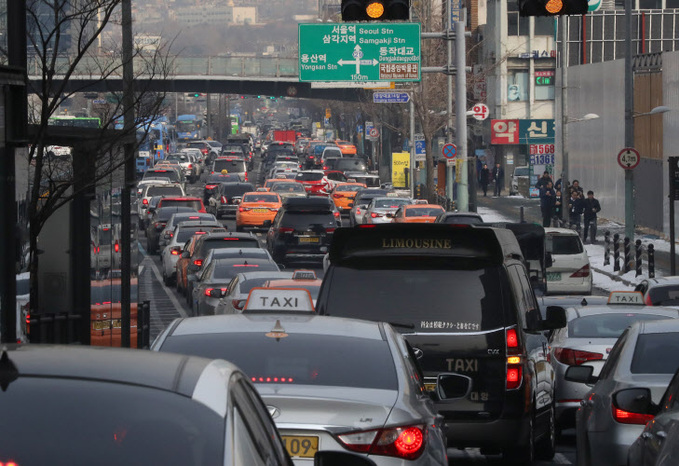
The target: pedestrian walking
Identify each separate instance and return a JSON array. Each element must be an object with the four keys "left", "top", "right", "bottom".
[
  {"left": 571, "top": 180, "right": 584, "bottom": 196},
  {"left": 582, "top": 190, "right": 602, "bottom": 243},
  {"left": 540, "top": 181, "right": 556, "bottom": 227},
  {"left": 480, "top": 164, "right": 490, "bottom": 197},
  {"left": 568, "top": 190, "right": 584, "bottom": 231},
  {"left": 492, "top": 163, "right": 504, "bottom": 197}
]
